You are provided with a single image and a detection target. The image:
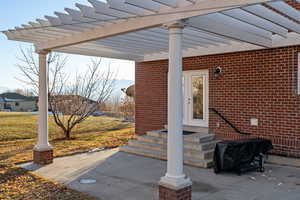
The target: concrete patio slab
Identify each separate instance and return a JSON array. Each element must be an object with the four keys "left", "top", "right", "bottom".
[{"left": 21, "top": 148, "right": 300, "bottom": 200}]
